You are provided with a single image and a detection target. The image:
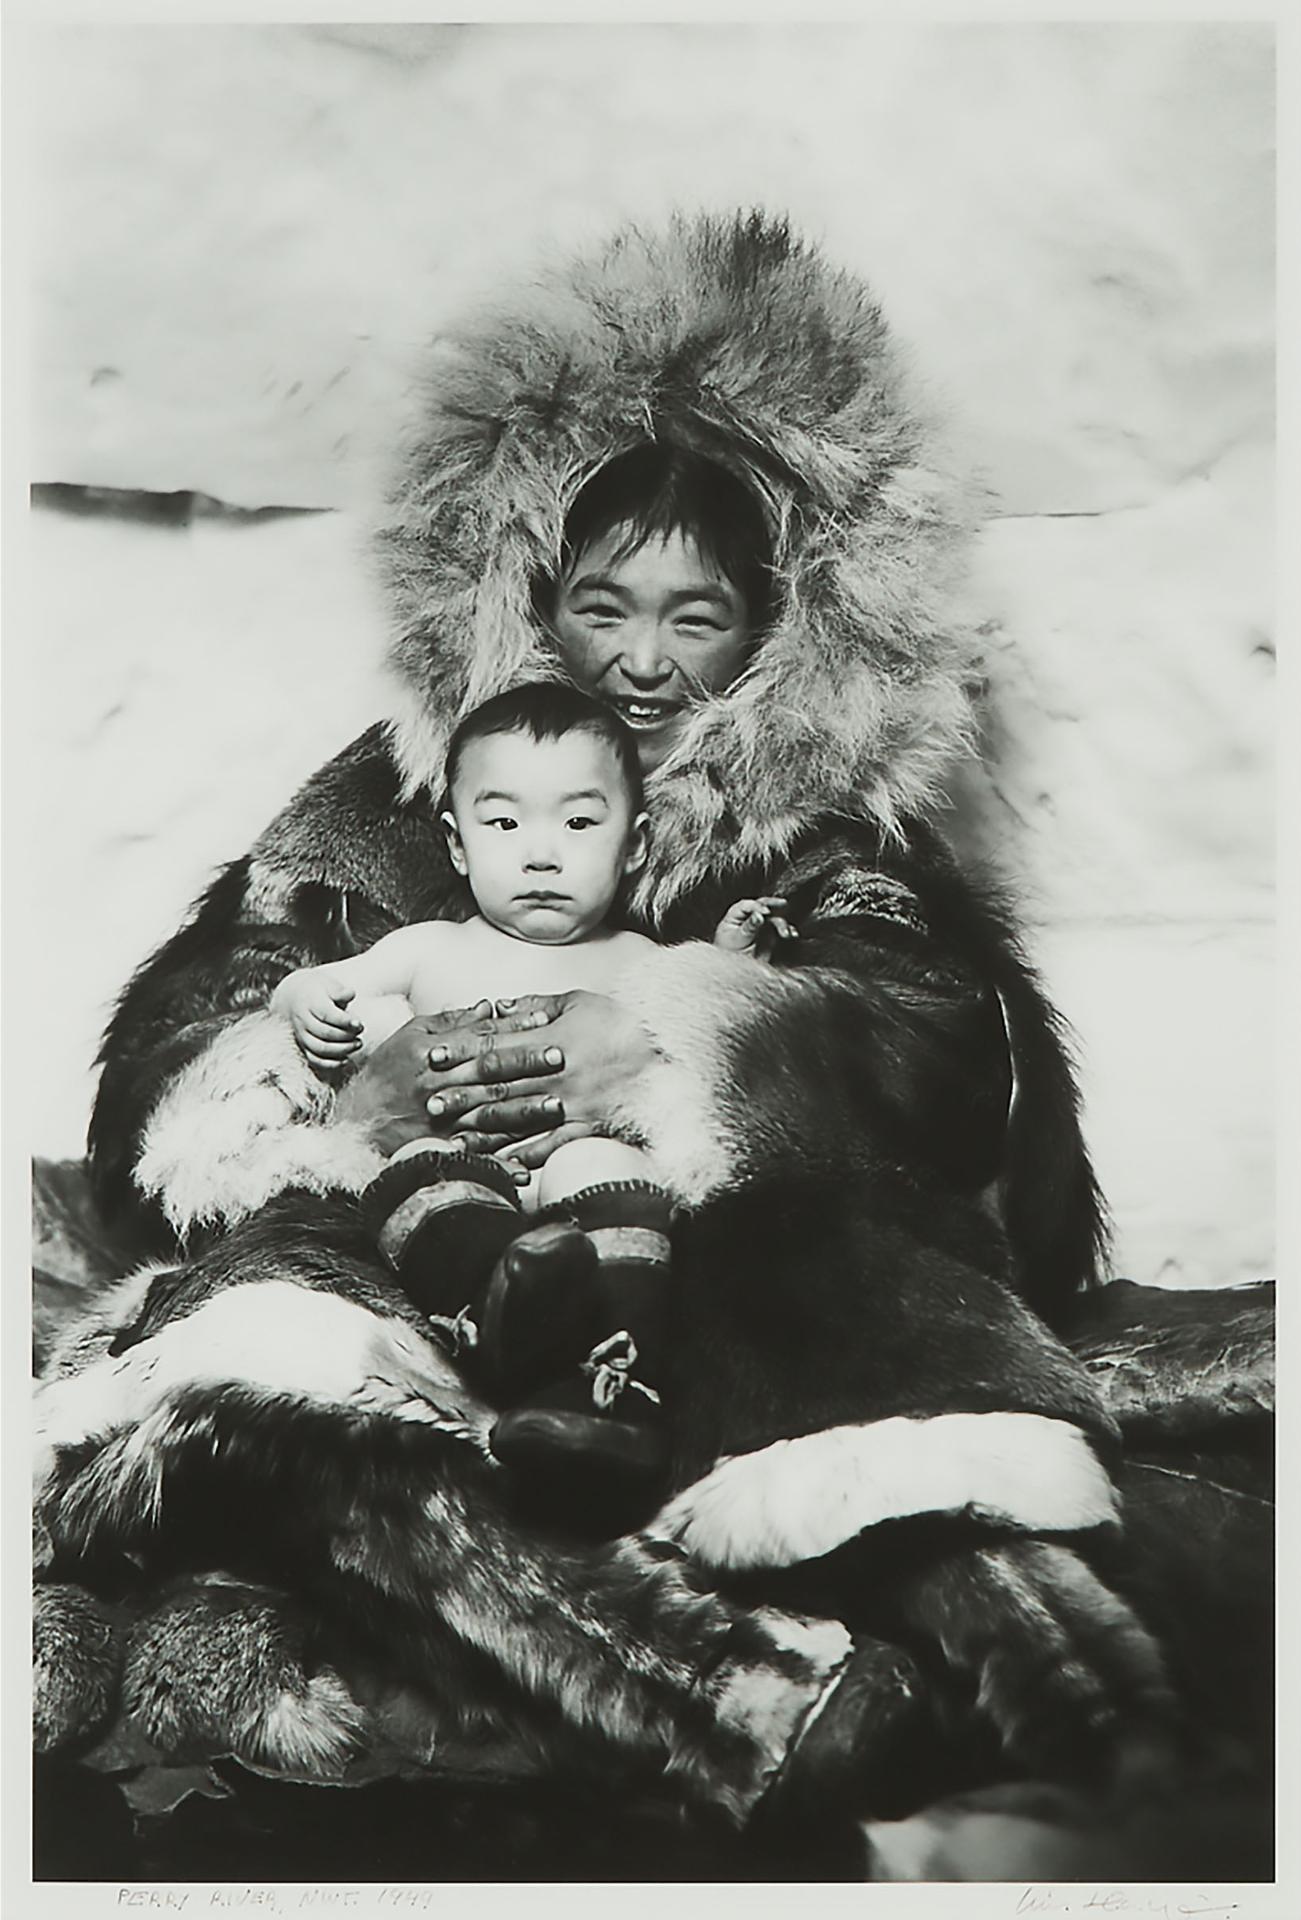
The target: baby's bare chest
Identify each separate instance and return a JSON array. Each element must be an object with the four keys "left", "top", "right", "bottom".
[{"left": 405, "top": 932, "right": 641, "bottom": 1014}]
